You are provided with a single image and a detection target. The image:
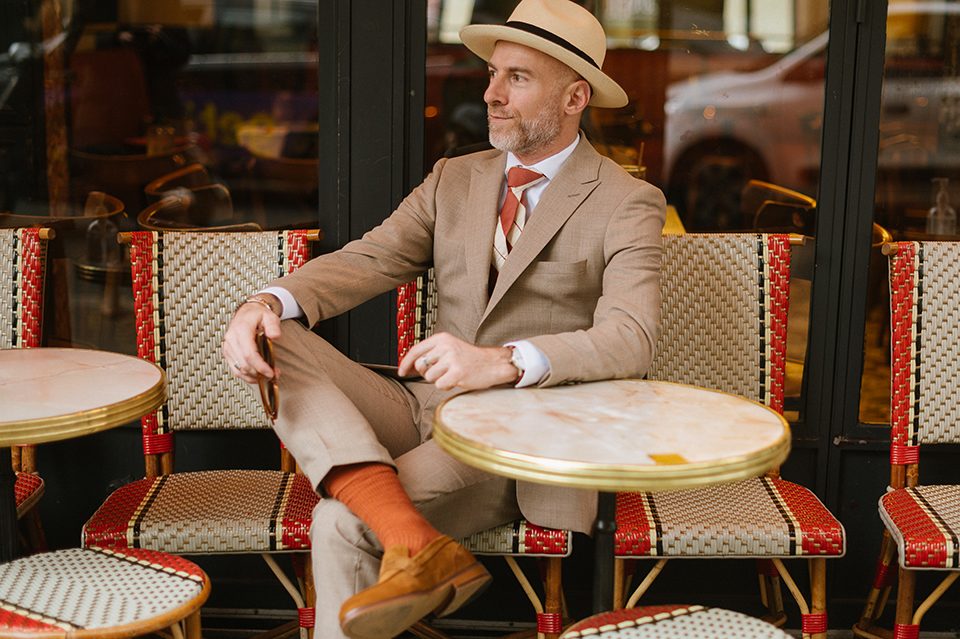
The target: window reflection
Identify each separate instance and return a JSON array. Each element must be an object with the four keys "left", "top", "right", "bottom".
[
  {"left": 860, "top": 0, "right": 960, "bottom": 424},
  {"left": 0, "top": 0, "right": 318, "bottom": 352}
]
